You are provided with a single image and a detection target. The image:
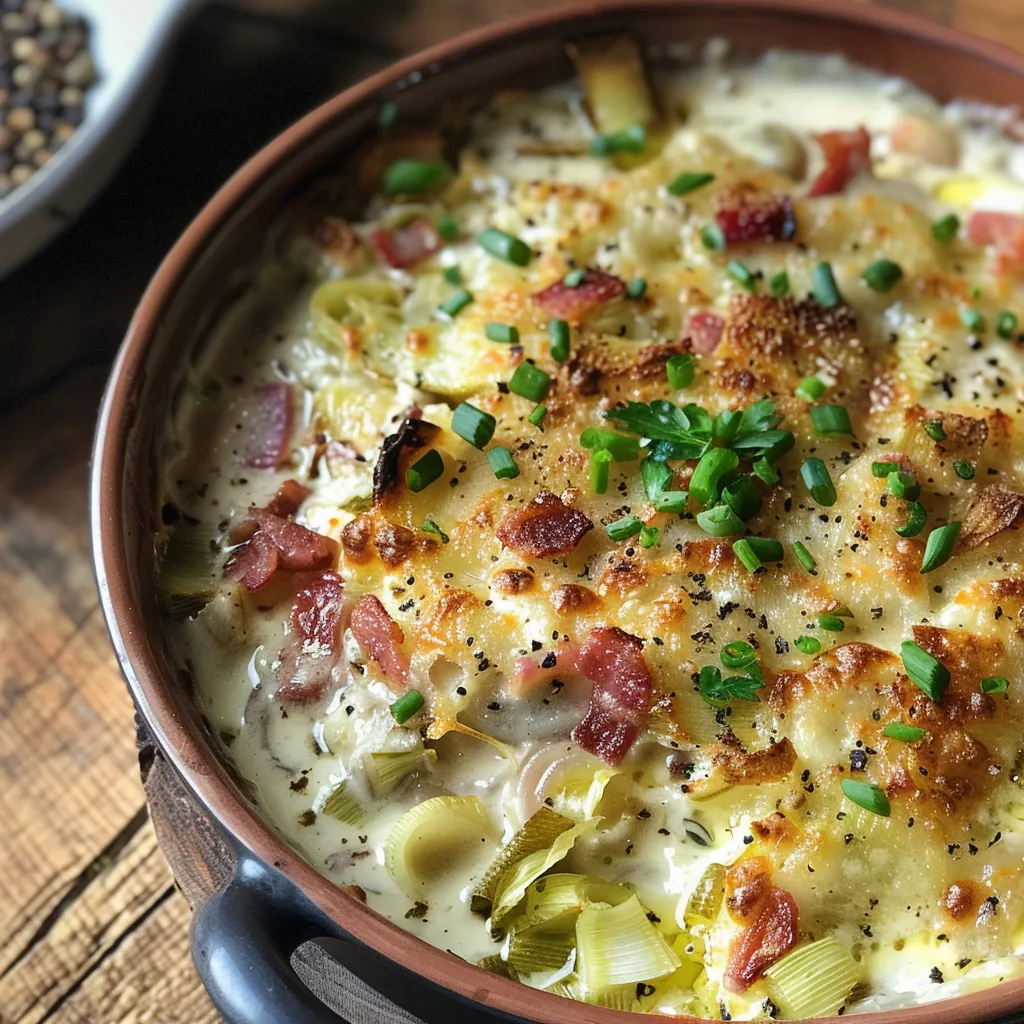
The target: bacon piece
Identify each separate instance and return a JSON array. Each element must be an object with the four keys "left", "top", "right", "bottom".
[
  {"left": 496, "top": 492, "right": 594, "bottom": 558},
  {"left": 224, "top": 508, "right": 338, "bottom": 592},
  {"left": 264, "top": 479, "right": 311, "bottom": 519},
  {"left": 807, "top": 127, "right": 872, "bottom": 197},
  {"left": 715, "top": 183, "right": 796, "bottom": 246},
  {"left": 349, "top": 595, "right": 409, "bottom": 686},
  {"left": 242, "top": 383, "right": 294, "bottom": 470},
  {"left": 532, "top": 269, "right": 626, "bottom": 322},
  {"left": 724, "top": 886, "right": 799, "bottom": 992},
  {"left": 369, "top": 219, "right": 441, "bottom": 270},
  {"left": 967, "top": 211, "right": 1024, "bottom": 276},
  {"left": 961, "top": 486, "right": 1024, "bottom": 550},
  {"left": 571, "top": 627, "right": 653, "bottom": 765},
  {"left": 683, "top": 310, "right": 725, "bottom": 354},
  {"left": 276, "top": 572, "right": 345, "bottom": 704}
]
